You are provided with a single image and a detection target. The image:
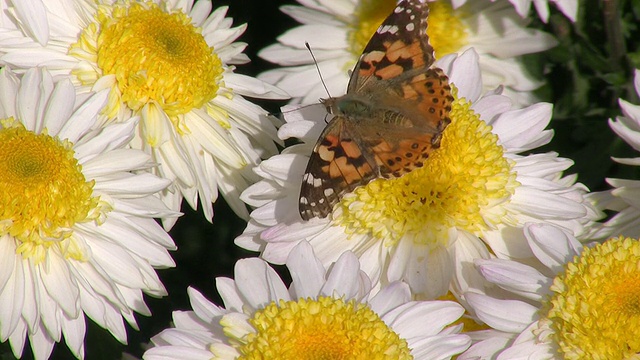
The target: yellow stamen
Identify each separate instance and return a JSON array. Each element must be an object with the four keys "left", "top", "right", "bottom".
[
  {"left": 0, "top": 119, "right": 102, "bottom": 261},
  {"left": 334, "top": 94, "right": 518, "bottom": 249},
  {"left": 426, "top": 2, "right": 468, "bottom": 59},
  {"left": 543, "top": 236, "right": 640, "bottom": 359},
  {"left": 69, "top": 1, "right": 223, "bottom": 125},
  {"left": 223, "top": 297, "right": 413, "bottom": 359}
]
